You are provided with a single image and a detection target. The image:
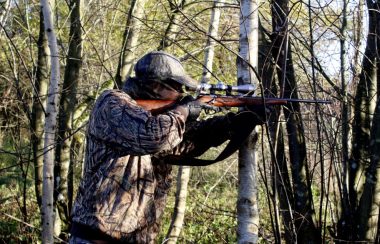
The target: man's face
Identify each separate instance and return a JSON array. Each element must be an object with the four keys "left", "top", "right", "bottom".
[
  {"left": 123, "top": 77, "right": 187, "bottom": 100},
  {"left": 149, "top": 79, "right": 184, "bottom": 100}
]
